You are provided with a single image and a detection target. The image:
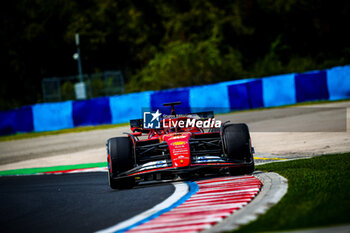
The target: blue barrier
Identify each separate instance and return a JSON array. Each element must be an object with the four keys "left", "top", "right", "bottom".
[
  {"left": 262, "top": 73, "right": 296, "bottom": 107},
  {"left": 189, "top": 83, "right": 230, "bottom": 113},
  {"left": 15, "top": 106, "right": 33, "bottom": 133},
  {"left": 0, "top": 110, "right": 17, "bottom": 135},
  {"left": 248, "top": 80, "right": 264, "bottom": 108},
  {"left": 1, "top": 65, "right": 349, "bottom": 136},
  {"left": 0, "top": 106, "right": 33, "bottom": 135},
  {"left": 327, "top": 65, "right": 350, "bottom": 100},
  {"left": 151, "top": 88, "right": 191, "bottom": 114},
  {"left": 73, "top": 97, "right": 111, "bottom": 127},
  {"left": 295, "top": 70, "right": 329, "bottom": 102},
  {"left": 228, "top": 82, "right": 250, "bottom": 110},
  {"left": 227, "top": 79, "right": 263, "bottom": 110},
  {"left": 110, "top": 91, "right": 152, "bottom": 124},
  {"left": 32, "top": 101, "right": 74, "bottom": 132}
]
